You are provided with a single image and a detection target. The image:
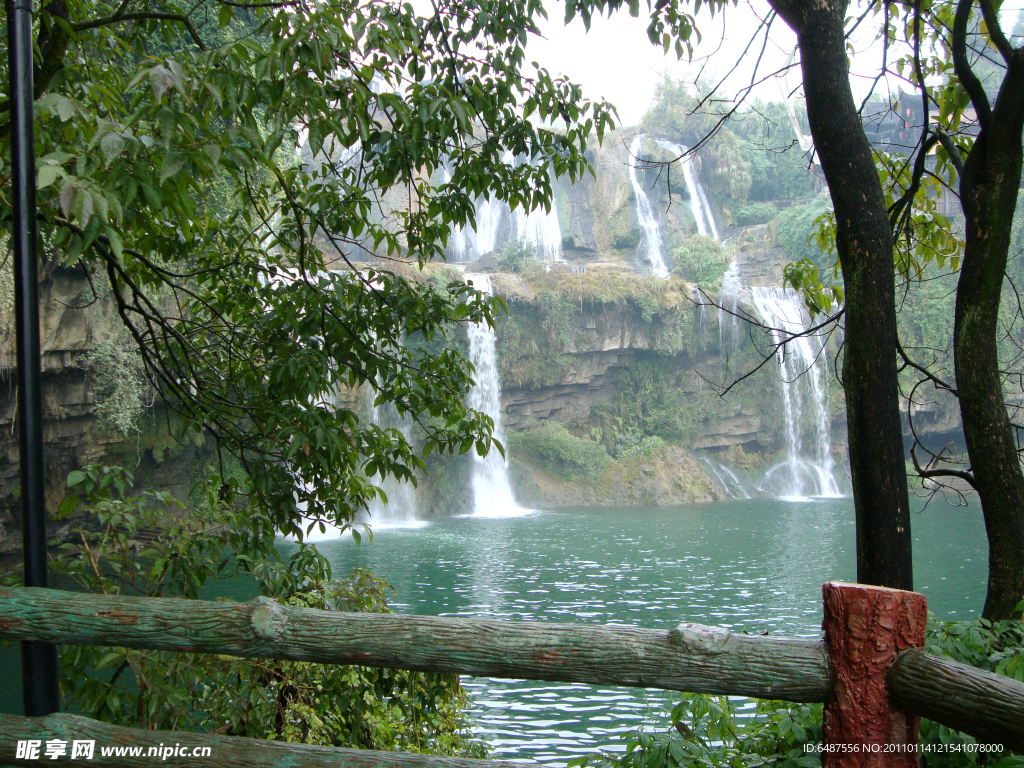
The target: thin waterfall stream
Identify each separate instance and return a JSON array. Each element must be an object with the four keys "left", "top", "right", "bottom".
[
  {"left": 627, "top": 135, "right": 670, "bottom": 278},
  {"left": 466, "top": 274, "right": 532, "bottom": 517}
]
